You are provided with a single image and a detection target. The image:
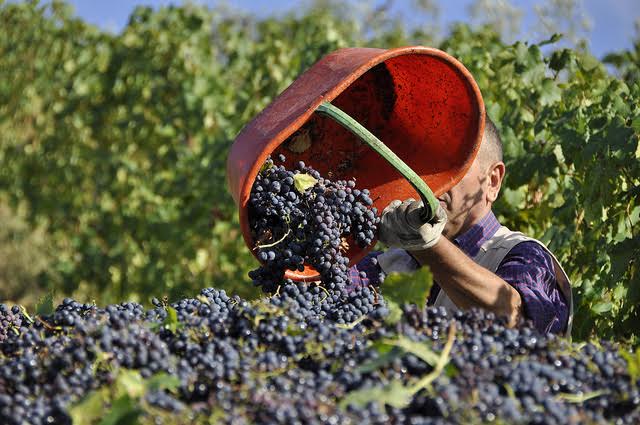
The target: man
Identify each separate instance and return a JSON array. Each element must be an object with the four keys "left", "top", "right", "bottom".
[{"left": 350, "top": 117, "right": 573, "bottom": 336}]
